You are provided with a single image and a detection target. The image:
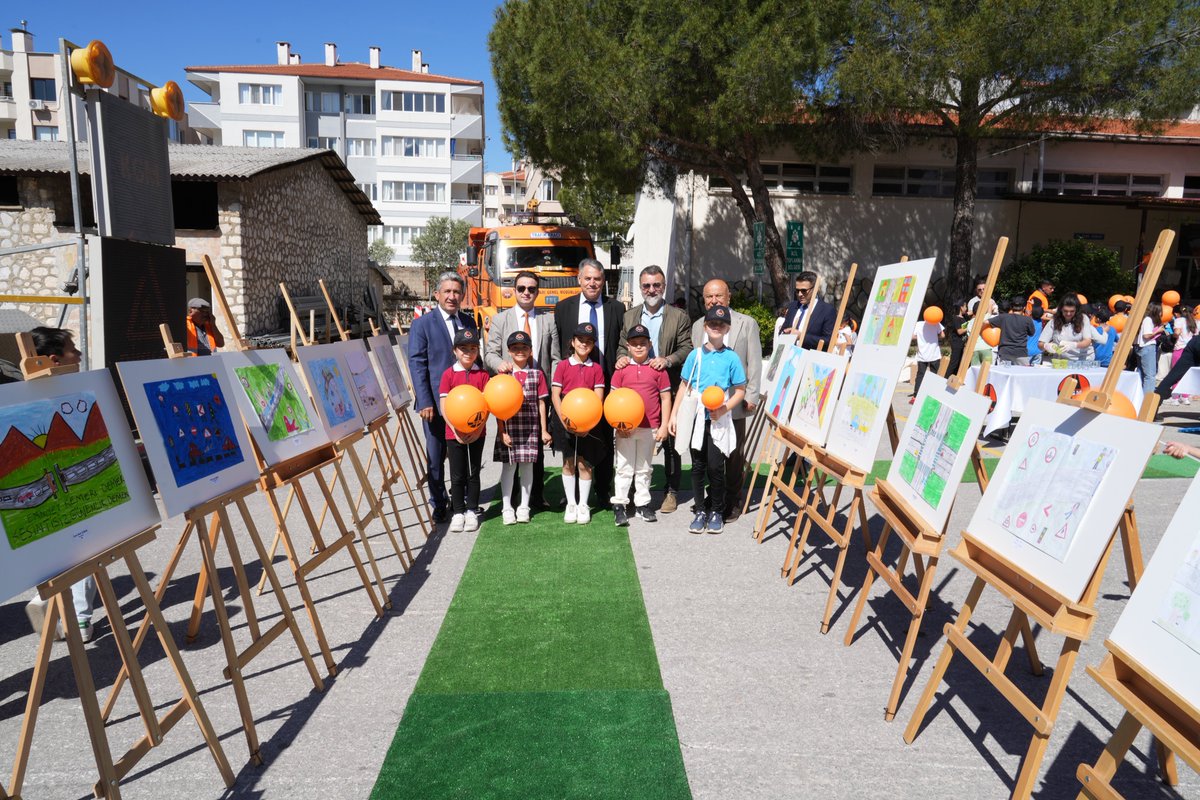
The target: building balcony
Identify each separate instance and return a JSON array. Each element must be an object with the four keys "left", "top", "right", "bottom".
[
  {"left": 450, "top": 199, "right": 482, "bottom": 224},
  {"left": 450, "top": 113, "right": 482, "bottom": 140},
  {"left": 0, "top": 51, "right": 12, "bottom": 72},
  {"left": 187, "top": 101, "right": 221, "bottom": 134},
  {"left": 0, "top": 97, "right": 15, "bottom": 121},
  {"left": 450, "top": 156, "right": 482, "bottom": 185}
]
